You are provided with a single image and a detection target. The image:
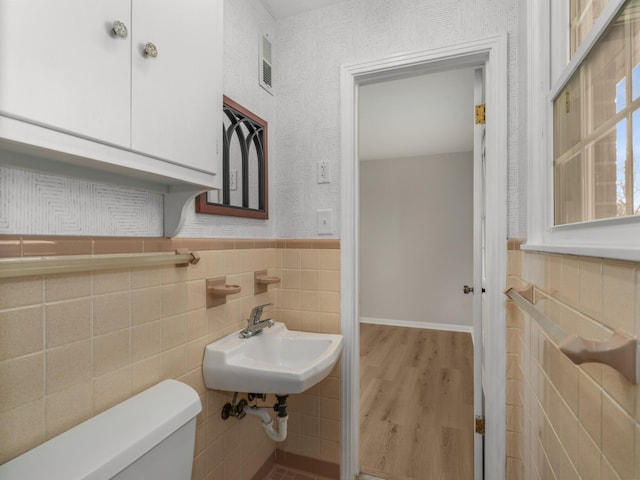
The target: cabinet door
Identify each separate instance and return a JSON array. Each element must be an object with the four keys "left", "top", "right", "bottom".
[
  {"left": 131, "top": 0, "right": 222, "bottom": 180},
  {"left": 0, "top": 0, "right": 131, "bottom": 147}
]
